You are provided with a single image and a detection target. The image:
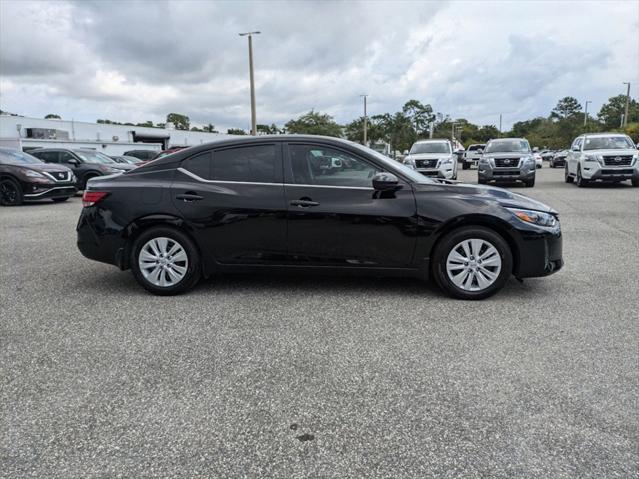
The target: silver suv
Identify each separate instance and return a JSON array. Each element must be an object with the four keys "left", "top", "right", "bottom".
[
  {"left": 462, "top": 144, "right": 485, "bottom": 170},
  {"left": 403, "top": 139, "right": 458, "bottom": 180},
  {"left": 565, "top": 133, "right": 639, "bottom": 187},
  {"left": 478, "top": 138, "right": 536, "bottom": 187}
]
